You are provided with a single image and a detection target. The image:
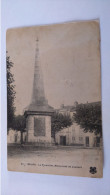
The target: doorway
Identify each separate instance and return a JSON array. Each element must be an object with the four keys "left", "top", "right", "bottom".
[
  {"left": 60, "top": 136, "right": 66, "bottom": 145},
  {"left": 85, "top": 136, "right": 89, "bottom": 147}
]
